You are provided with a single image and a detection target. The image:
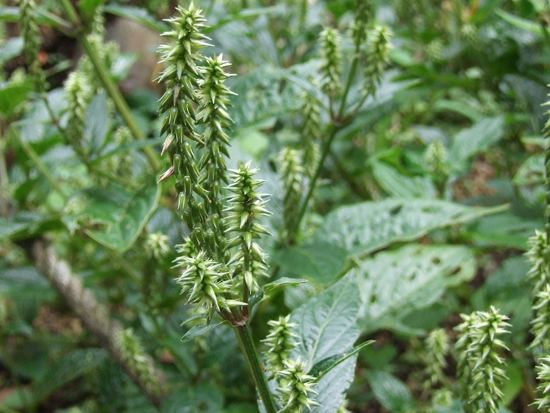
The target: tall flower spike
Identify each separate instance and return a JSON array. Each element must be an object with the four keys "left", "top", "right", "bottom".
[
  {"left": 64, "top": 71, "right": 92, "bottom": 157},
  {"left": 19, "top": 0, "right": 44, "bottom": 88},
  {"left": 225, "top": 163, "right": 270, "bottom": 295},
  {"left": 455, "top": 306, "right": 510, "bottom": 413},
  {"left": 534, "top": 355, "right": 550, "bottom": 412},
  {"left": 527, "top": 231, "right": 550, "bottom": 294},
  {"left": 197, "top": 54, "right": 235, "bottom": 249},
  {"left": 262, "top": 315, "right": 297, "bottom": 376},
  {"left": 363, "top": 25, "right": 391, "bottom": 97},
  {"left": 531, "top": 284, "right": 550, "bottom": 353},
  {"left": 422, "top": 328, "right": 449, "bottom": 391},
  {"left": 174, "top": 251, "right": 239, "bottom": 315},
  {"left": 278, "top": 359, "right": 318, "bottom": 412},
  {"left": 301, "top": 91, "right": 322, "bottom": 177},
  {"left": 157, "top": 5, "right": 210, "bottom": 226},
  {"left": 543, "top": 87, "right": 550, "bottom": 240},
  {"left": 320, "top": 28, "right": 342, "bottom": 99},
  {"left": 279, "top": 148, "right": 305, "bottom": 244},
  {"left": 352, "top": 0, "right": 372, "bottom": 50}
]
